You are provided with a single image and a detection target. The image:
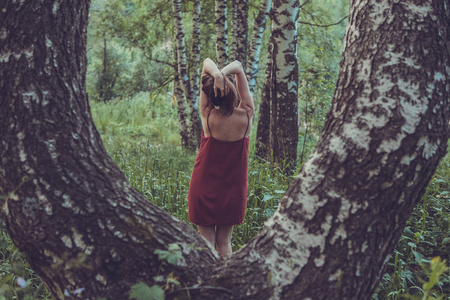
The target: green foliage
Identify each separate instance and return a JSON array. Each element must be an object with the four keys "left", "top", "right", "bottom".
[
  {"left": 296, "top": 0, "right": 349, "bottom": 165},
  {"left": 154, "top": 243, "right": 185, "bottom": 267},
  {"left": 129, "top": 282, "right": 164, "bottom": 300},
  {"left": 0, "top": 225, "right": 51, "bottom": 299},
  {"left": 87, "top": 0, "right": 174, "bottom": 101},
  {"left": 373, "top": 152, "right": 450, "bottom": 299},
  {"left": 1, "top": 1, "right": 448, "bottom": 299}
]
